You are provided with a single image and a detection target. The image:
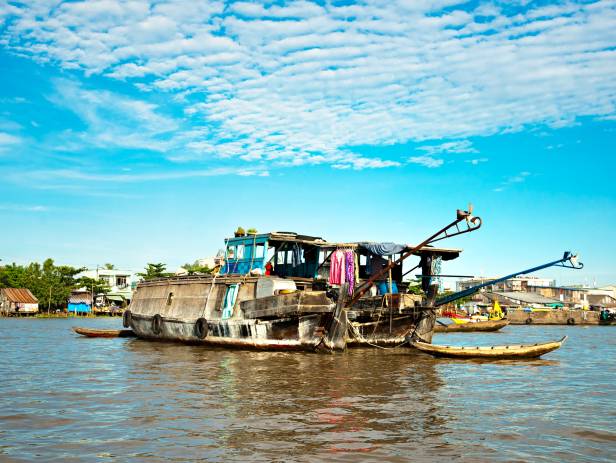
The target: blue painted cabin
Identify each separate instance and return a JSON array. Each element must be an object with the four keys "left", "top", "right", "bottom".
[{"left": 220, "top": 232, "right": 323, "bottom": 278}]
